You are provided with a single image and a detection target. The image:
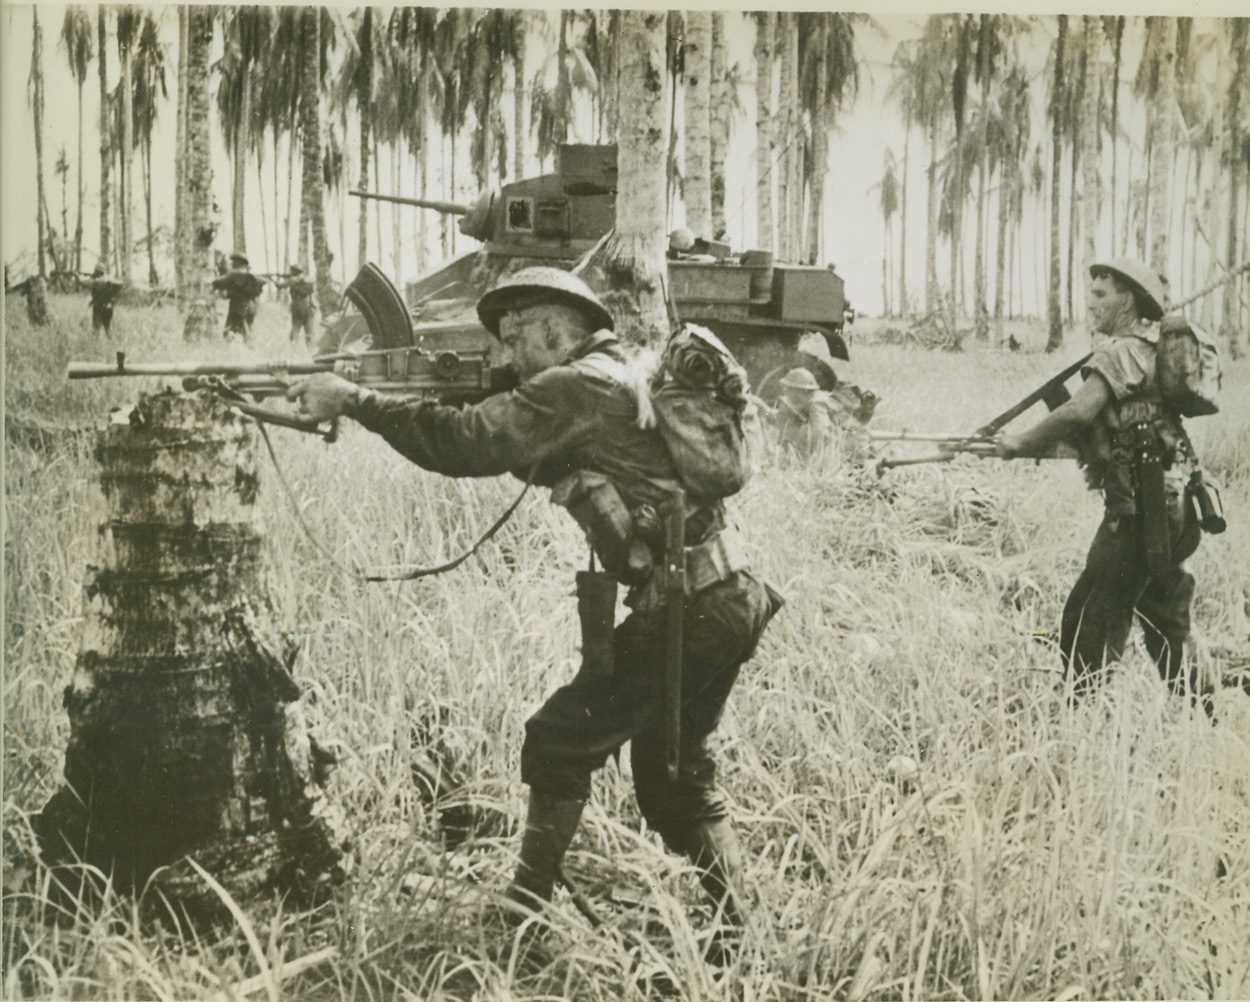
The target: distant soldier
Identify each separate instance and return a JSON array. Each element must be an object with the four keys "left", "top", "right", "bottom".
[
  {"left": 86, "top": 266, "right": 122, "bottom": 337},
  {"left": 274, "top": 265, "right": 316, "bottom": 345},
  {"left": 212, "top": 252, "right": 264, "bottom": 342}
]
